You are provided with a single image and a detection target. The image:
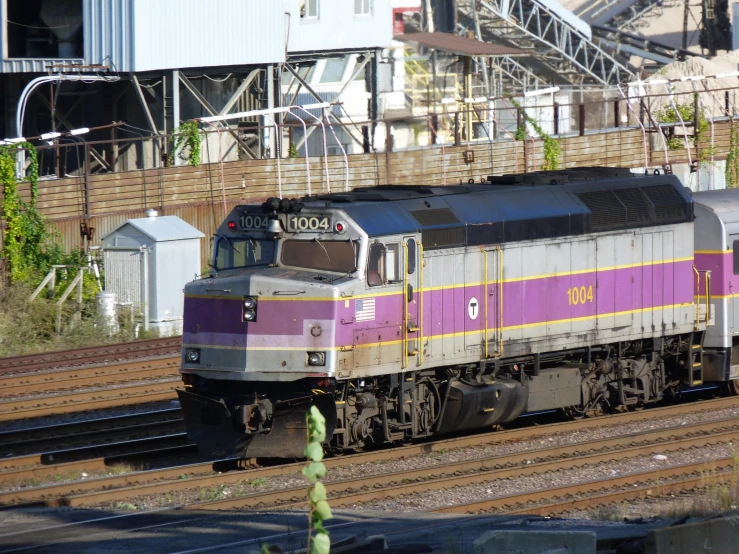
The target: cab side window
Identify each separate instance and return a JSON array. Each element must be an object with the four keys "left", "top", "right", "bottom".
[
  {"left": 385, "top": 244, "right": 400, "bottom": 282},
  {"left": 367, "top": 243, "right": 386, "bottom": 286}
]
